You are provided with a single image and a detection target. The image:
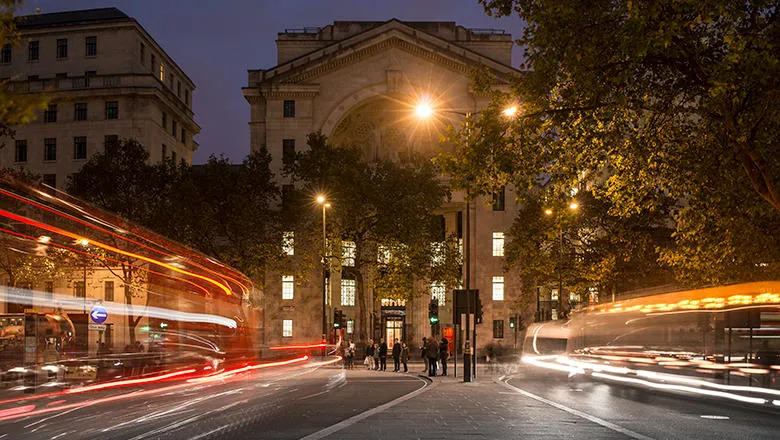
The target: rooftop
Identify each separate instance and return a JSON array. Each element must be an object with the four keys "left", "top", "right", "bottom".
[{"left": 15, "top": 7, "right": 132, "bottom": 29}]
